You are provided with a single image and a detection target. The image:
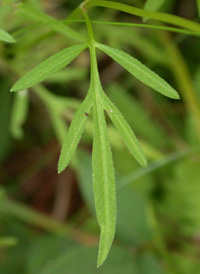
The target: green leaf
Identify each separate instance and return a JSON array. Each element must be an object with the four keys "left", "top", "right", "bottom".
[
  {"left": 32, "top": 85, "right": 73, "bottom": 114},
  {"left": 17, "top": 3, "right": 84, "bottom": 42},
  {"left": 96, "top": 43, "right": 180, "bottom": 99},
  {"left": 85, "top": 0, "right": 200, "bottom": 33},
  {"left": 143, "top": 0, "right": 166, "bottom": 22},
  {"left": 107, "top": 84, "right": 169, "bottom": 148},
  {"left": 0, "top": 28, "right": 16, "bottom": 43},
  {"left": 198, "top": 0, "right": 200, "bottom": 17},
  {"left": 58, "top": 92, "right": 94, "bottom": 173},
  {"left": 101, "top": 26, "right": 168, "bottom": 65},
  {"left": 76, "top": 150, "right": 96, "bottom": 215},
  {"left": 100, "top": 90, "right": 147, "bottom": 167},
  {"left": 32, "top": 85, "right": 68, "bottom": 145},
  {"left": 11, "top": 43, "right": 88, "bottom": 92},
  {"left": 45, "top": 68, "right": 87, "bottom": 83},
  {"left": 10, "top": 90, "right": 29, "bottom": 139},
  {"left": 76, "top": 150, "right": 153, "bottom": 246},
  {"left": 144, "top": 0, "right": 166, "bottom": 13},
  {"left": 92, "top": 98, "right": 116, "bottom": 267}
]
